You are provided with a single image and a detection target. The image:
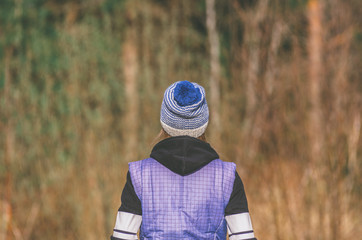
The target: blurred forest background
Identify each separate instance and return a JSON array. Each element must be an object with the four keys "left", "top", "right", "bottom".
[{"left": 0, "top": 0, "right": 361, "bottom": 239}]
